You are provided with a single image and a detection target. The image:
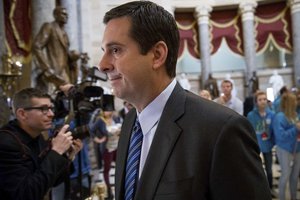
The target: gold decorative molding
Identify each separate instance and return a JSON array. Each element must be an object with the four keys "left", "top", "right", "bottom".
[{"left": 0, "top": 54, "right": 22, "bottom": 97}]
